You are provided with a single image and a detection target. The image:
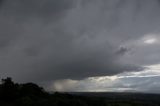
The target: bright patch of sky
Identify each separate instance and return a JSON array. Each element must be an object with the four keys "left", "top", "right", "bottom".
[
  {"left": 141, "top": 34, "right": 159, "bottom": 45},
  {"left": 51, "top": 64, "right": 160, "bottom": 93}
]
